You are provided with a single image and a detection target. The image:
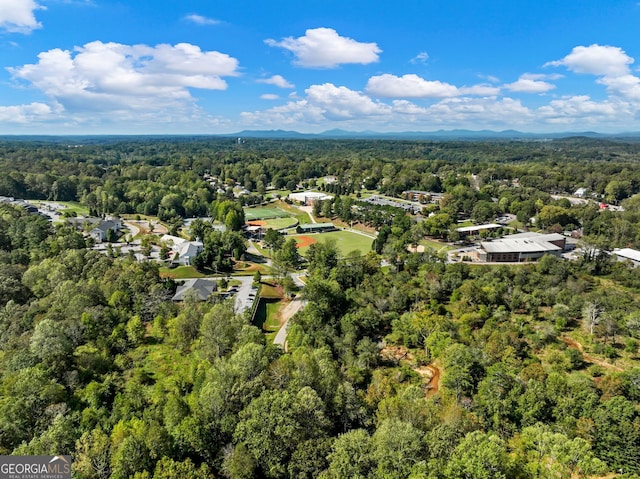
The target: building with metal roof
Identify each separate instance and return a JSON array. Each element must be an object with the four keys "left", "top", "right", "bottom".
[
  {"left": 477, "top": 232, "right": 566, "bottom": 262},
  {"left": 613, "top": 248, "right": 640, "bottom": 267},
  {"left": 296, "top": 223, "right": 337, "bottom": 233}
]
